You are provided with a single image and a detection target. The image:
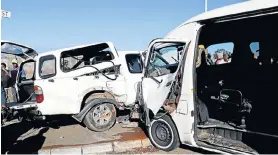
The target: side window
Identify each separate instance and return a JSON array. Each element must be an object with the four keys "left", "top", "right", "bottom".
[
  {"left": 20, "top": 61, "right": 35, "bottom": 81},
  {"left": 250, "top": 42, "right": 260, "bottom": 59},
  {"left": 59, "top": 44, "right": 114, "bottom": 73},
  {"left": 147, "top": 42, "right": 185, "bottom": 77},
  {"left": 207, "top": 42, "right": 234, "bottom": 65},
  {"left": 39, "top": 55, "right": 56, "bottom": 79},
  {"left": 125, "top": 54, "right": 143, "bottom": 73}
]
